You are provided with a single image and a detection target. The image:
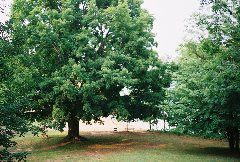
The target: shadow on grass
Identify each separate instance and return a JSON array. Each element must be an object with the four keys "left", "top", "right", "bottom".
[
  {"left": 183, "top": 147, "right": 240, "bottom": 159},
  {"left": 24, "top": 132, "right": 240, "bottom": 161},
  {"left": 29, "top": 133, "right": 126, "bottom": 152}
]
